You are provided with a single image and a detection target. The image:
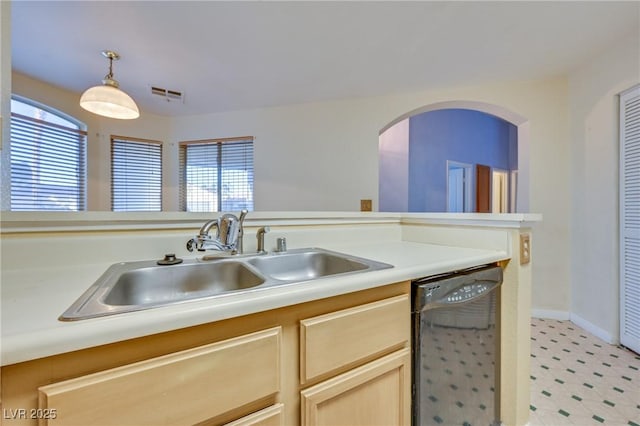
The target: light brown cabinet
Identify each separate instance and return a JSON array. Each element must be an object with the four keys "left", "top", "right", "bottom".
[
  {"left": 300, "top": 294, "right": 410, "bottom": 384},
  {"left": 1, "top": 281, "right": 410, "bottom": 426},
  {"left": 299, "top": 295, "right": 411, "bottom": 426},
  {"left": 38, "top": 328, "right": 281, "bottom": 426},
  {"left": 301, "top": 349, "right": 410, "bottom": 426}
]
